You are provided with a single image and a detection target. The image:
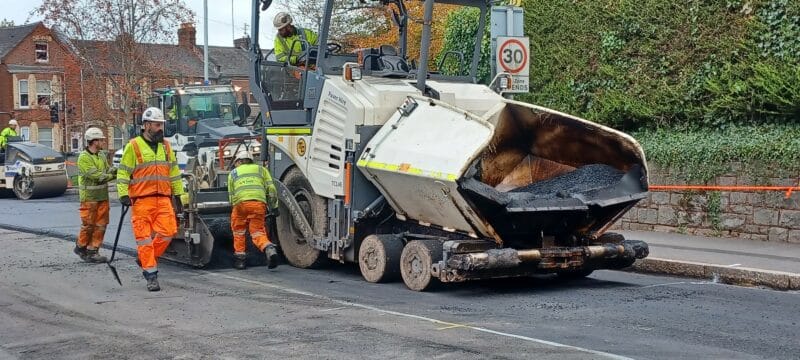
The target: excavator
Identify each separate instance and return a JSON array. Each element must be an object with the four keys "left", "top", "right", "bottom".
[{"left": 164, "top": 0, "right": 651, "bottom": 291}]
